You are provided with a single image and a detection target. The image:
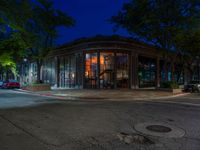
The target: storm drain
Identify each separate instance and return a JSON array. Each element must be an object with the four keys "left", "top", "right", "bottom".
[{"left": 134, "top": 122, "right": 185, "bottom": 138}]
